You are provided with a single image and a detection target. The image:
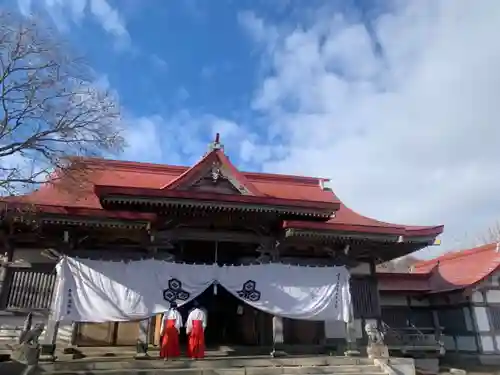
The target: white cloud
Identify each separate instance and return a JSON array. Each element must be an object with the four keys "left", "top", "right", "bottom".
[
  {"left": 201, "top": 66, "right": 215, "bottom": 80},
  {"left": 238, "top": 1, "right": 500, "bottom": 256},
  {"left": 122, "top": 115, "right": 165, "bottom": 163},
  {"left": 176, "top": 87, "right": 190, "bottom": 102},
  {"left": 89, "top": 0, "right": 128, "bottom": 39},
  {"left": 150, "top": 54, "right": 168, "bottom": 71},
  {"left": 18, "top": 0, "right": 130, "bottom": 47}
]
